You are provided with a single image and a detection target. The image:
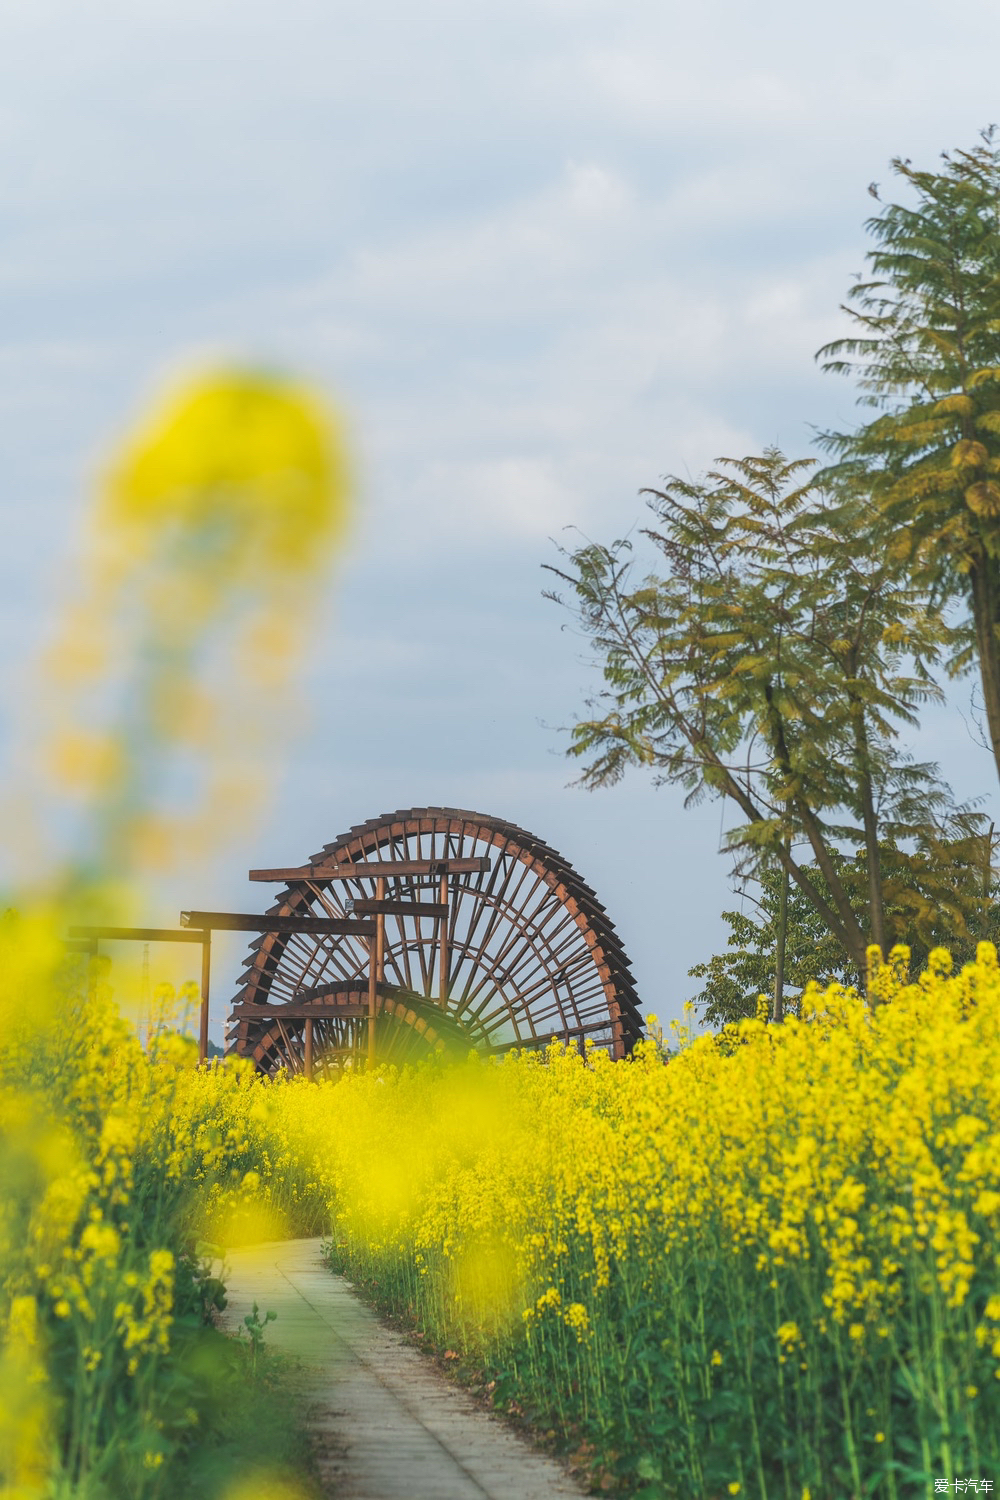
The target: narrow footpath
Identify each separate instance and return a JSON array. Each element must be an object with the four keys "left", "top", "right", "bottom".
[{"left": 221, "top": 1238, "right": 586, "bottom": 1500}]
